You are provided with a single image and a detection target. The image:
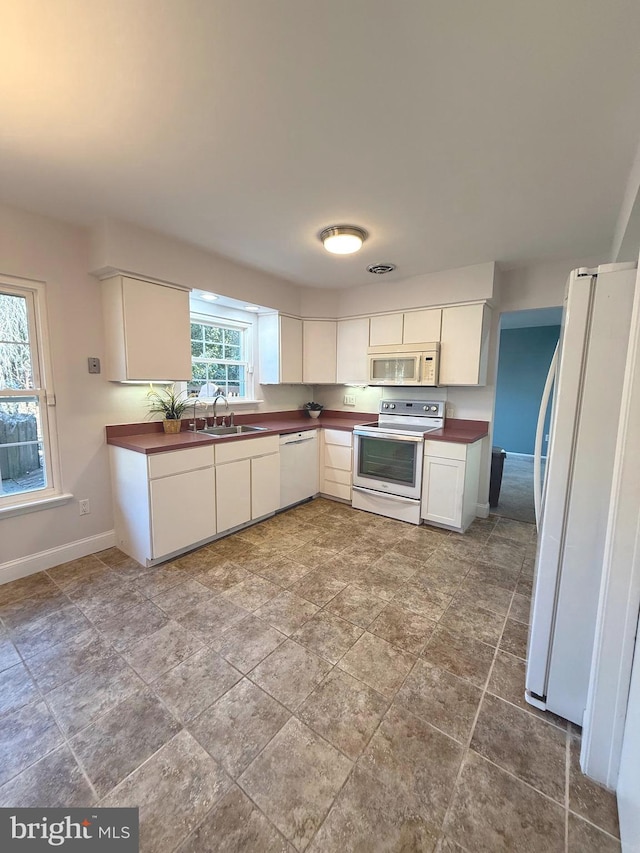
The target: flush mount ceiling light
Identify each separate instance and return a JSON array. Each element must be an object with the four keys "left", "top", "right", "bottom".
[
  {"left": 244, "top": 305, "right": 261, "bottom": 312},
  {"left": 320, "top": 225, "right": 368, "bottom": 255},
  {"left": 199, "top": 292, "right": 218, "bottom": 301}
]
